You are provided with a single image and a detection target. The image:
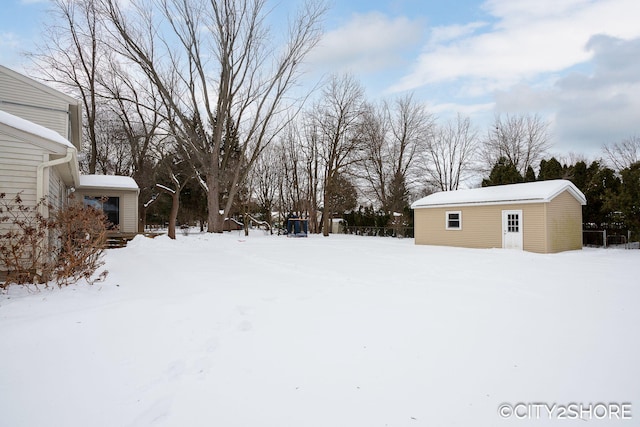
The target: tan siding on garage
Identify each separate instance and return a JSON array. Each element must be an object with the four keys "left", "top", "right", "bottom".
[
  {"left": 521, "top": 204, "right": 547, "bottom": 253},
  {"left": 546, "top": 190, "right": 583, "bottom": 252},
  {"left": 414, "top": 203, "right": 548, "bottom": 252}
]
